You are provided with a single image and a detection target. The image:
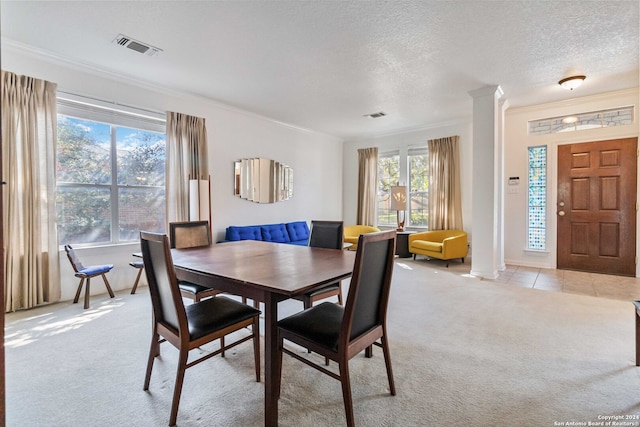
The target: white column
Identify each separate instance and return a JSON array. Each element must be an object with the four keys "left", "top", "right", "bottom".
[
  {"left": 497, "top": 97, "right": 509, "bottom": 271},
  {"left": 468, "top": 85, "right": 504, "bottom": 279}
]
